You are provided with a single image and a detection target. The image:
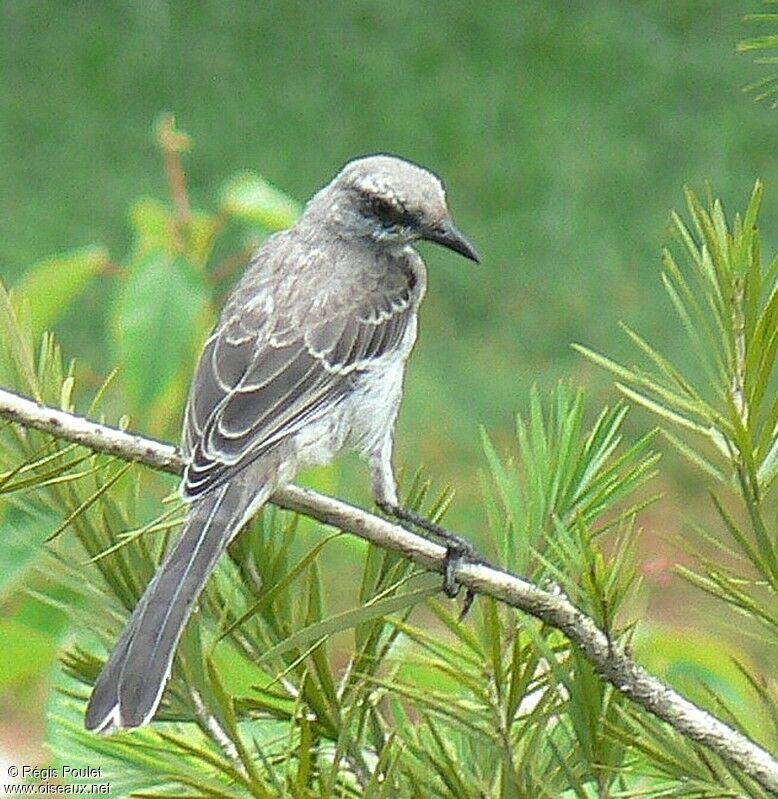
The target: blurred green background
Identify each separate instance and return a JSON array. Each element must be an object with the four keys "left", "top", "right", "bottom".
[{"left": 0, "top": 0, "right": 775, "bottom": 767}]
